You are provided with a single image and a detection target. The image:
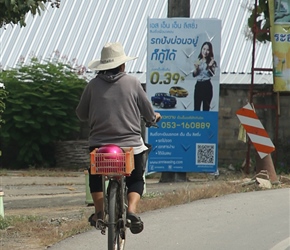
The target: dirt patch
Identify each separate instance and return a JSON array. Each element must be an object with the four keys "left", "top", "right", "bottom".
[{"left": 1, "top": 205, "right": 92, "bottom": 250}]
